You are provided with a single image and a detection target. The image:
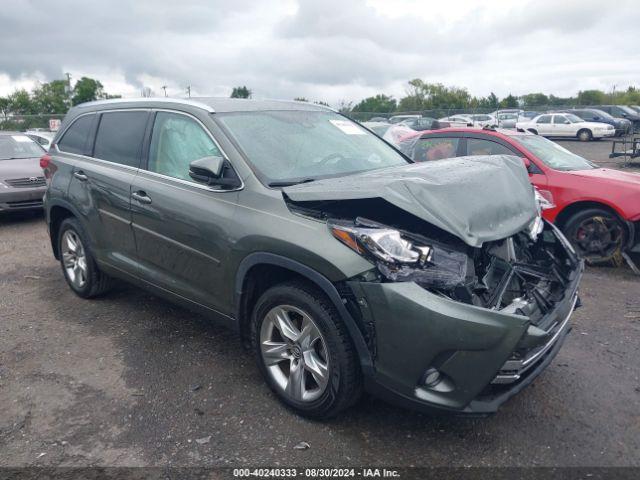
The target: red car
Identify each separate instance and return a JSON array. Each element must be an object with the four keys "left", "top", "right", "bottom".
[{"left": 398, "top": 128, "right": 640, "bottom": 263}]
